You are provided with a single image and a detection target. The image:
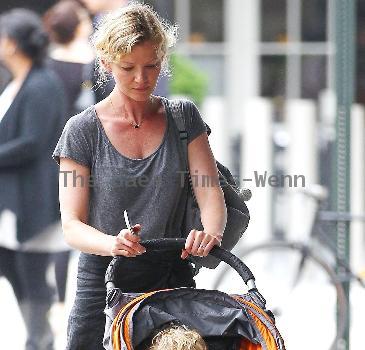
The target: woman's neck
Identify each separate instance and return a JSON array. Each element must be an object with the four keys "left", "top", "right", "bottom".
[
  {"left": 7, "top": 55, "right": 33, "bottom": 83},
  {"left": 110, "top": 90, "right": 157, "bottom": 124}
]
